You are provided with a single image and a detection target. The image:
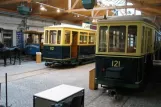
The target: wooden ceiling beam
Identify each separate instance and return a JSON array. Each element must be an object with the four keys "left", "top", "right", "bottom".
[
  {"left": 54, "top": 13, "right": 70, "bottom": 20},
  {"left": 66, "top": 5, "right": 156, "bottom": 12},
  {"left": 139, "top": 9, "right": 161, "bottom": 16},
  {"left": 128, "top": 0, "right": 161, "bottom": 7},
  {"left": 128, "top": 0, "right": 149, "bottom": 6},
  {"left": 72, "top": 0, "right": 80, "bottom": 9},
  {"left": 91, "top": 10, "right": 94, "bottom": 17},
  {"left": 0, "top": 8, "right": 17, "bottom": 13},
  {"left": 140, "top": 8, "right": 161, "bottom": 15},
  {"left": 94, "top": 10, "right": 100, "bottom": 17},
  {"left": 68, "top": 0, "right": 72, "bottom": 10},
  {"left": 0, "top": 0, "right": 31, "bottom": 5}
]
